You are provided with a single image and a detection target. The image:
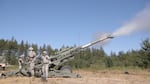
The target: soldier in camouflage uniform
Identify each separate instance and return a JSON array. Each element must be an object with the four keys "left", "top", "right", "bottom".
[
  {"left": 27, "top": 47, "right": 36, "bottom": 77},
  {"left": 41, "top": 51, "right": 51, "bottom": 81},
  {"left": 18, "top": 54, "right": 24, "bottom": 71}
]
